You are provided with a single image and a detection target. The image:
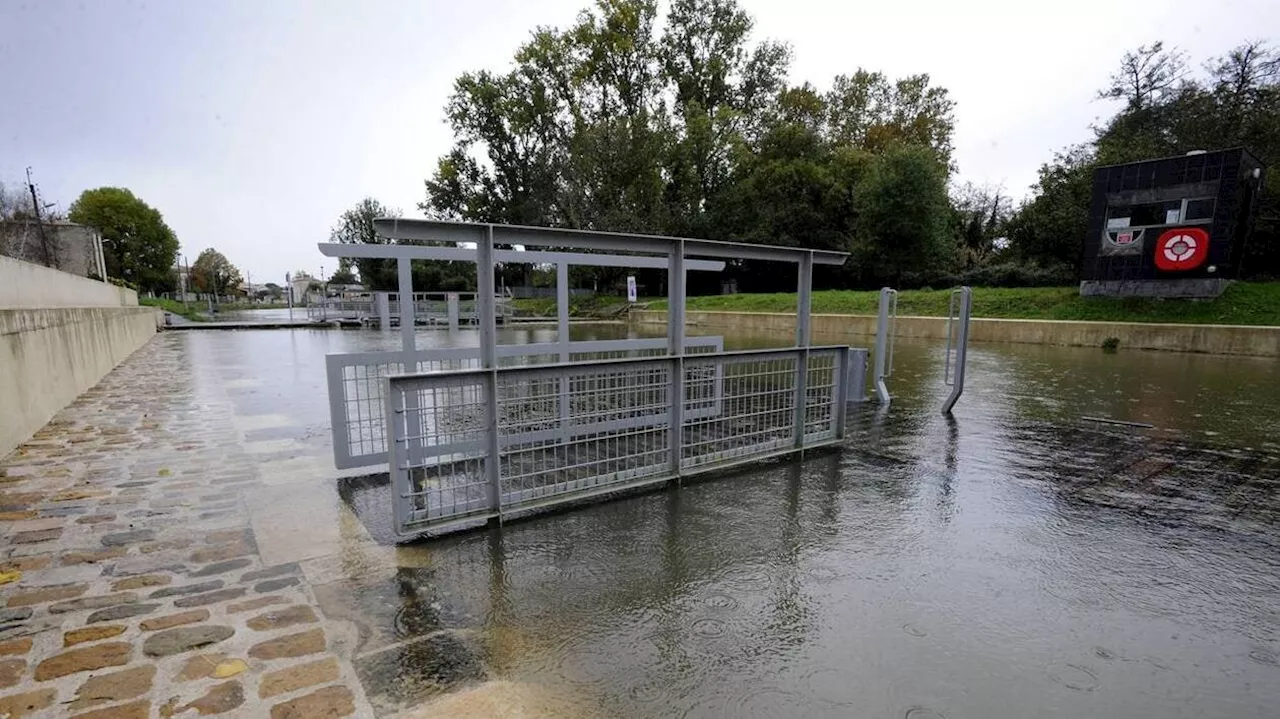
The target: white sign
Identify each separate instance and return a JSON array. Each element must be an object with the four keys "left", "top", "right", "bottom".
[
  {"left": 1165, "top": 208, "right": 1182, "bottom": 224},
  {"left": 1106, "top": 217, "right": 1131, "bottom": 229},
  {"left": 626, "top": 276, "right": 637, "bottom": 303}
]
